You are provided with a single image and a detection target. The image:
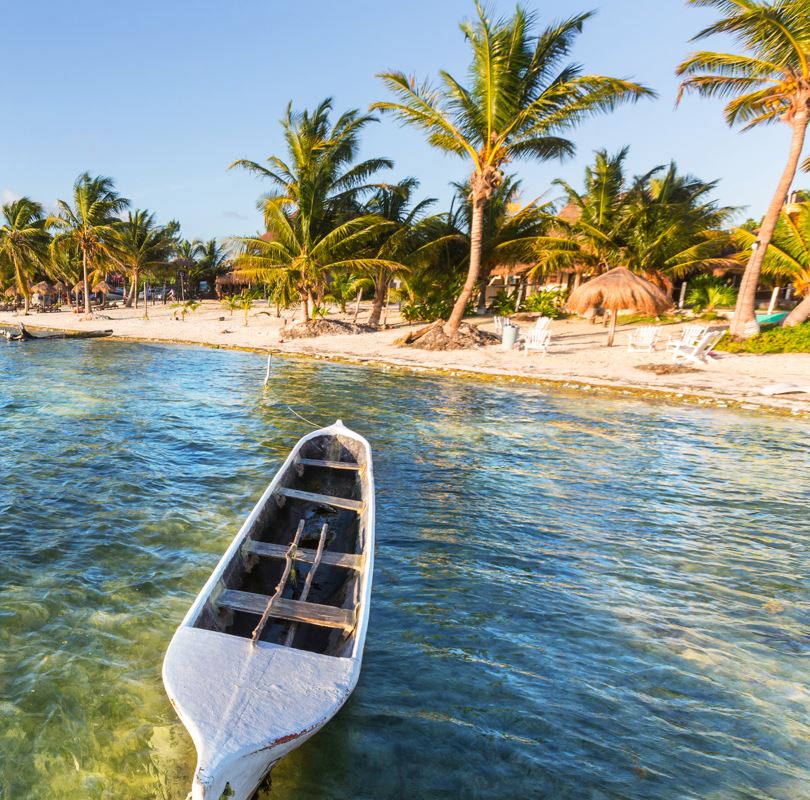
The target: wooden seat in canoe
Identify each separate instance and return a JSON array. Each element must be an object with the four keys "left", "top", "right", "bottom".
[
  {"left": 275, "top": 486, "right": 362, "bottom": 512},
  {"left": 297, "top": 458, "right": 361, "bottom": 471},
  {"left": 243, "top": 540, "right": 363, "bottom": 571},
  {"left": 217, "top": 589, "right": 356, "bottom": 632}
]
